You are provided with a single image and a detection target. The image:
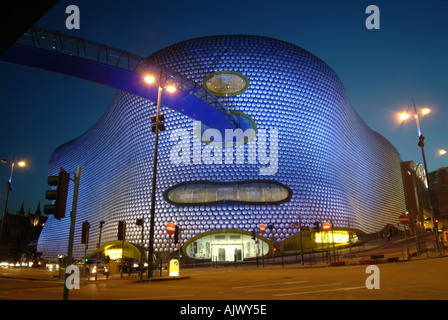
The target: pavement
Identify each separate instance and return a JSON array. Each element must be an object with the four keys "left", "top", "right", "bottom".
[{"left": 0, "top": 233, "right": 445, "bottom": 284}]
